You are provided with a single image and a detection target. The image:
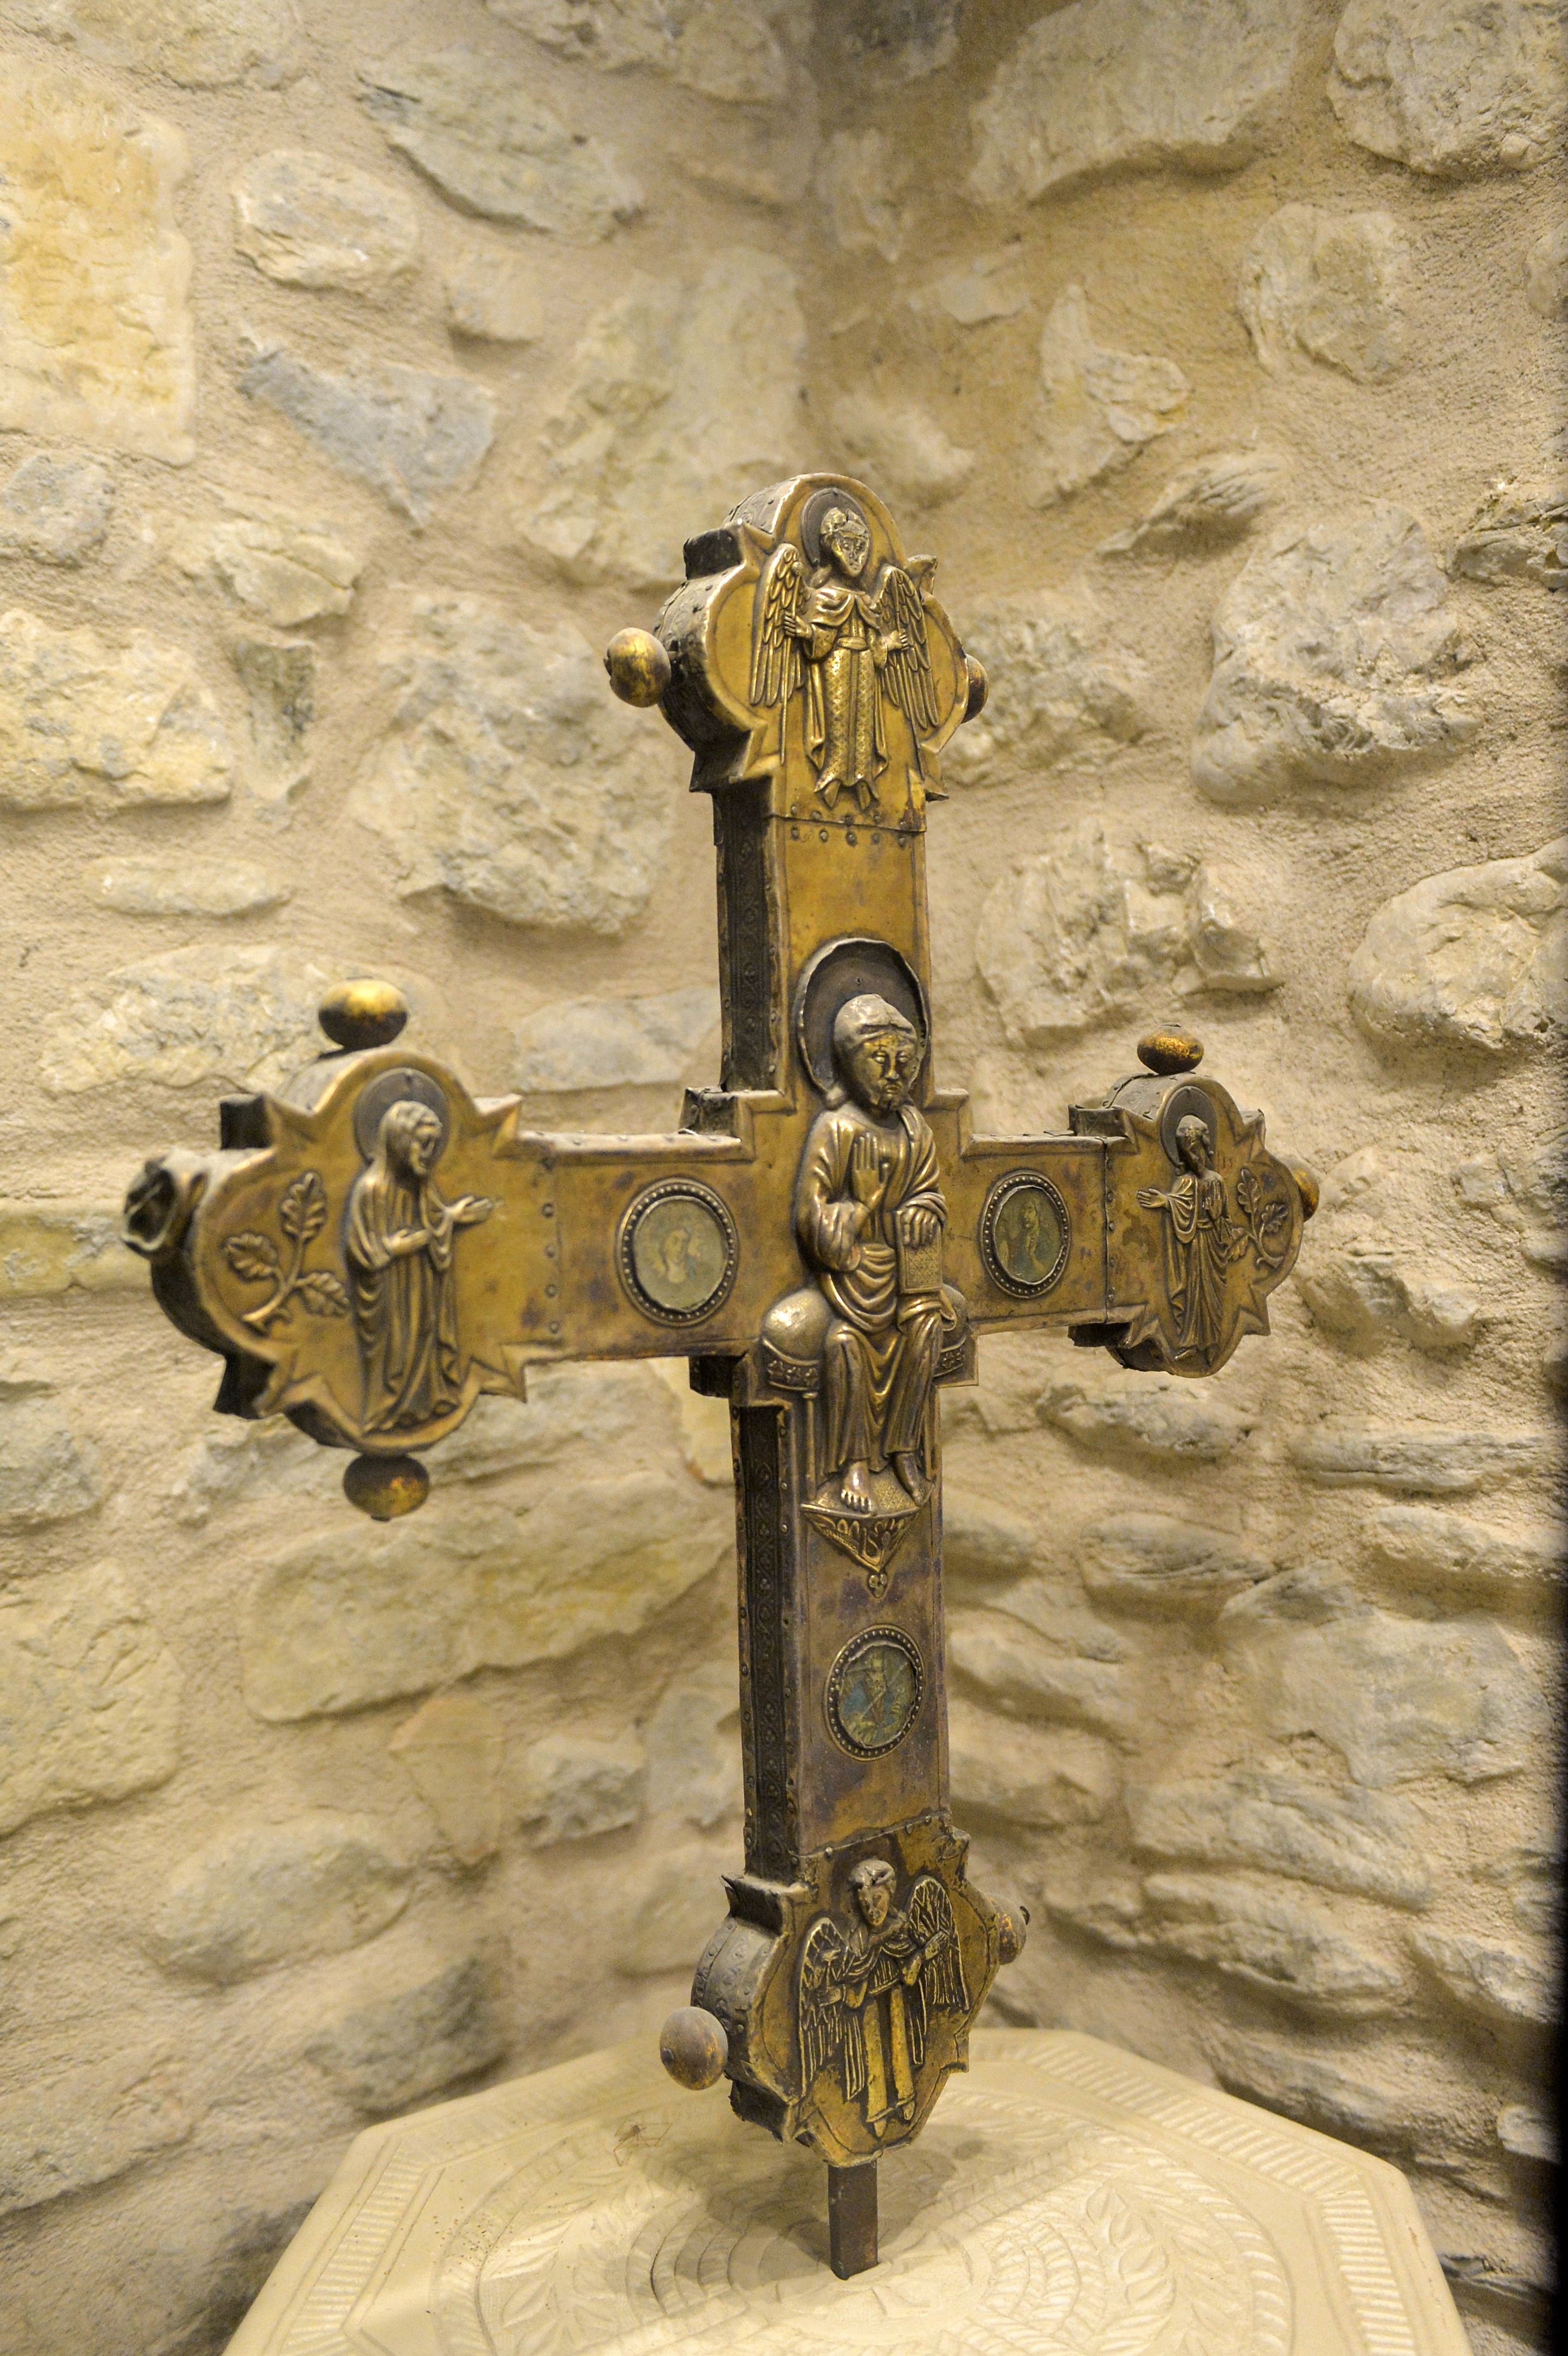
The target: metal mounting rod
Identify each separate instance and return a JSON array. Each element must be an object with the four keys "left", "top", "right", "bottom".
[{"left": 827, "top": 2159, "right": 879, "bottom": 2278}]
